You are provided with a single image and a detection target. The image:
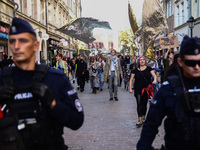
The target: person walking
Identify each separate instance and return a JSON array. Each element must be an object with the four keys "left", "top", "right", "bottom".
[
  {"left": 76, "top": 56, "right": 87, "bottom": 92},
  {"left": 75, "top": 54, "right": 81, "bottom": 90},
  {"left": 56, "top": 53, "right": 69, "bottom": 77},
  {"left": 137, "top": 36, "right": 200, "bottom": 150},
  {"left": 0, "top": 17, "right": 84, "bottom": 150},
  {"left": 89, "top": 57, "right": 99, "bottom": 94},
  {"left": 71, "top": 59, "right": 76, "bottom": 84},
  {"left": 1, "top": 54, "right": 10, "bottom": 70},
  {"left": 129, "top": 56, "right": 156, "bottom": 127},
  {"left": 97, "top": 57, "right": 104, "bottom": 91},
  {"left": 97, "top": 49, "right": 122, "bottom": 101}
]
